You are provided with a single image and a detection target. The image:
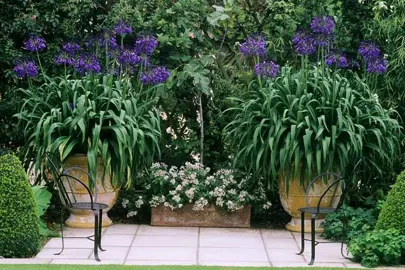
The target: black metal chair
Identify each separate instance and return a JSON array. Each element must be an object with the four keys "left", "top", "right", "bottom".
[
  {"left": 296, "top": 172, "right": 348, "bottom": 265},
  {"left": 46, "top": 152, "right": 108, "bottom": 261}
]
